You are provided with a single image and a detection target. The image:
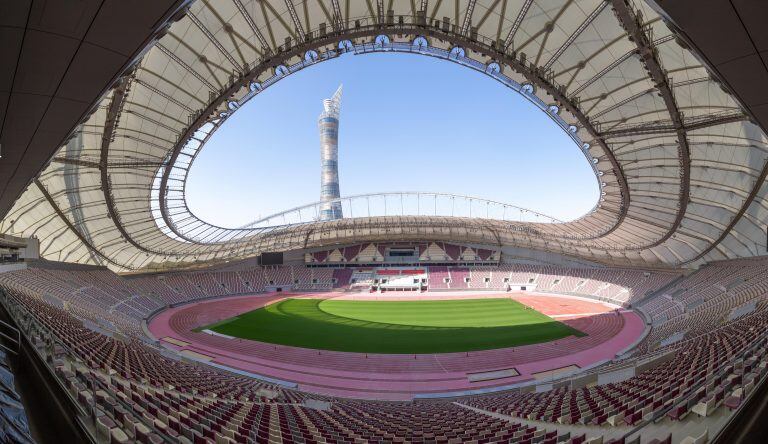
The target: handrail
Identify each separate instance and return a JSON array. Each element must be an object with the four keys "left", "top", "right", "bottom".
[
  {"left": 0, "top": 290, "right": 96, "bottom": 443},
  {"left": 710, "top": 346, "right": 768, "bottom": 443},
  {"left": 0, "top": 290, "right": 175, "bottom": 443},
  {"left": 0, "top": 317, "right": 20, "bottom": 355}
]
